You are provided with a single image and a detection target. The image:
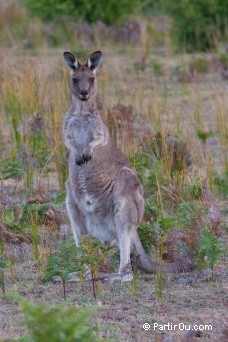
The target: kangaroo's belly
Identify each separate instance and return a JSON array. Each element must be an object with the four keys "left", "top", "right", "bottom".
[
  {"left": 71, "top": 177, "right": 117, "bottom": 242},
  {"left": 85, "top": 211, "right": 117, "bottom": 243},
  {"left": 79, "top": 193, "right": 117, "bottom": 243}
]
